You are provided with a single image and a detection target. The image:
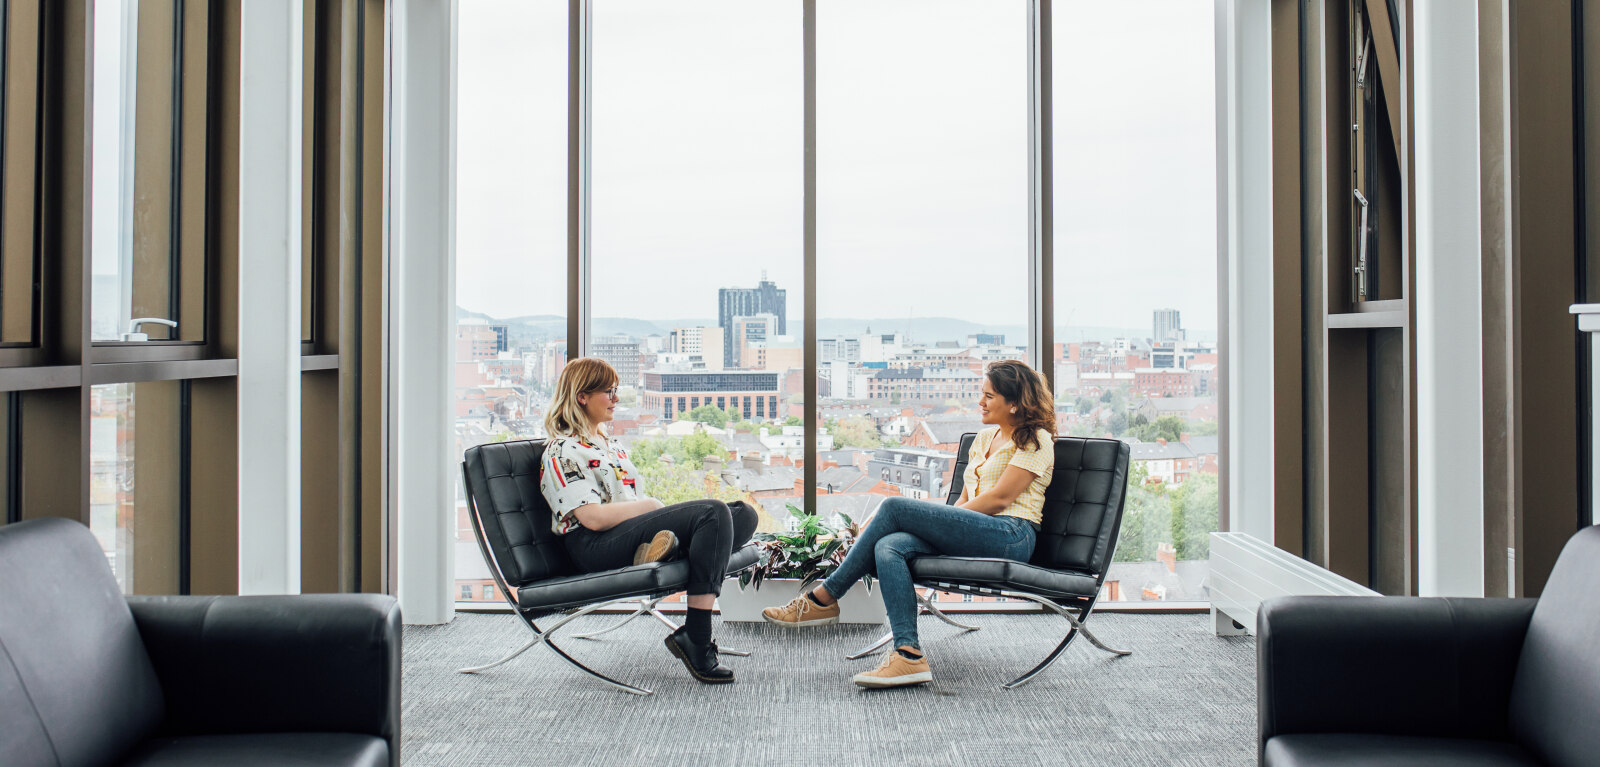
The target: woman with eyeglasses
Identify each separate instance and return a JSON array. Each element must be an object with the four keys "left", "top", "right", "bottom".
[{"left": 539, "top": 357, "right": 758, "bottom": 684}]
